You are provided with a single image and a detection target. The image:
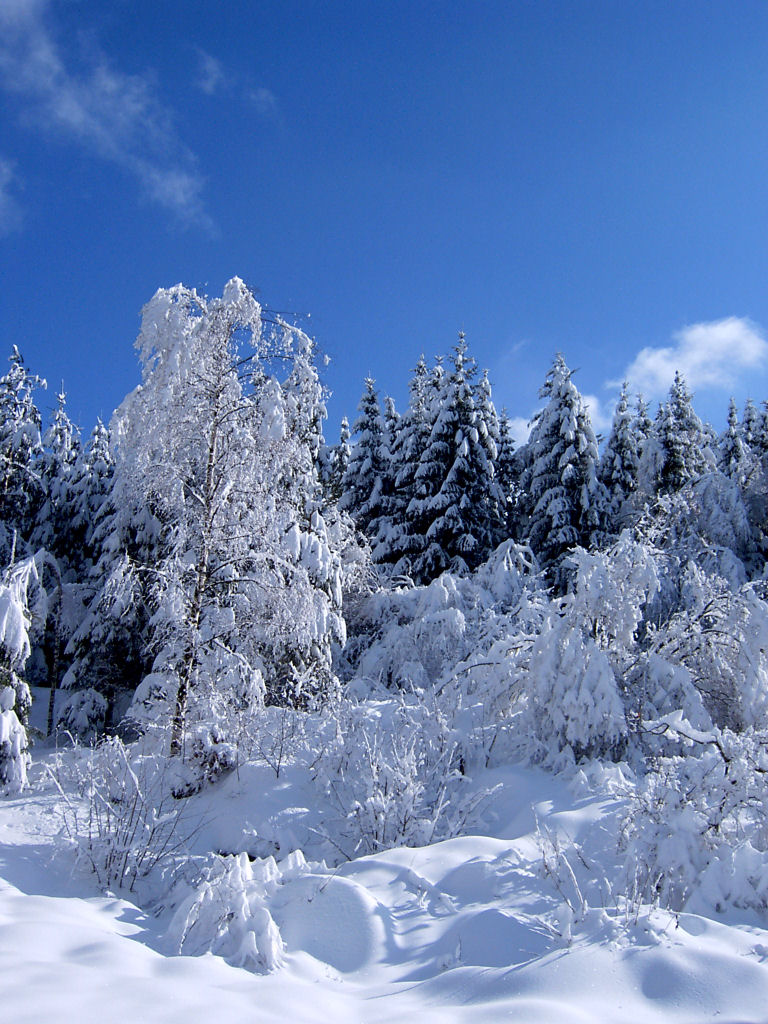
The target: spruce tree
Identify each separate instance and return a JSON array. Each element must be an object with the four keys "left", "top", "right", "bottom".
[
  {"left": 0, "top": 347, "right": 45, "bottom": 560},
  {"left": 599, "top": 382, "right": 641, "bottom": 525},
  {"left": 742, "top": 398, "right": 760, "bottom": 452},
  {"left": 652, "top": 372, "right": 709, "bottom": 494},
  {"left": 340, "top": 378, "right": 386, "bottom": 536},
  {"left": 386, "top": 355, "right": 432, "bottom": 577},
  {"left": 31, "top": 390, "right": 81, "bottom": 570},
  {"left": 408, "top": 335, "right": 504, "bottom": 581},
  {"left": 520, "top": 354, "right": 607, "bottom": 585},
  {"left": 719, "top": 397, "right": 750, "bottom": 487}
]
